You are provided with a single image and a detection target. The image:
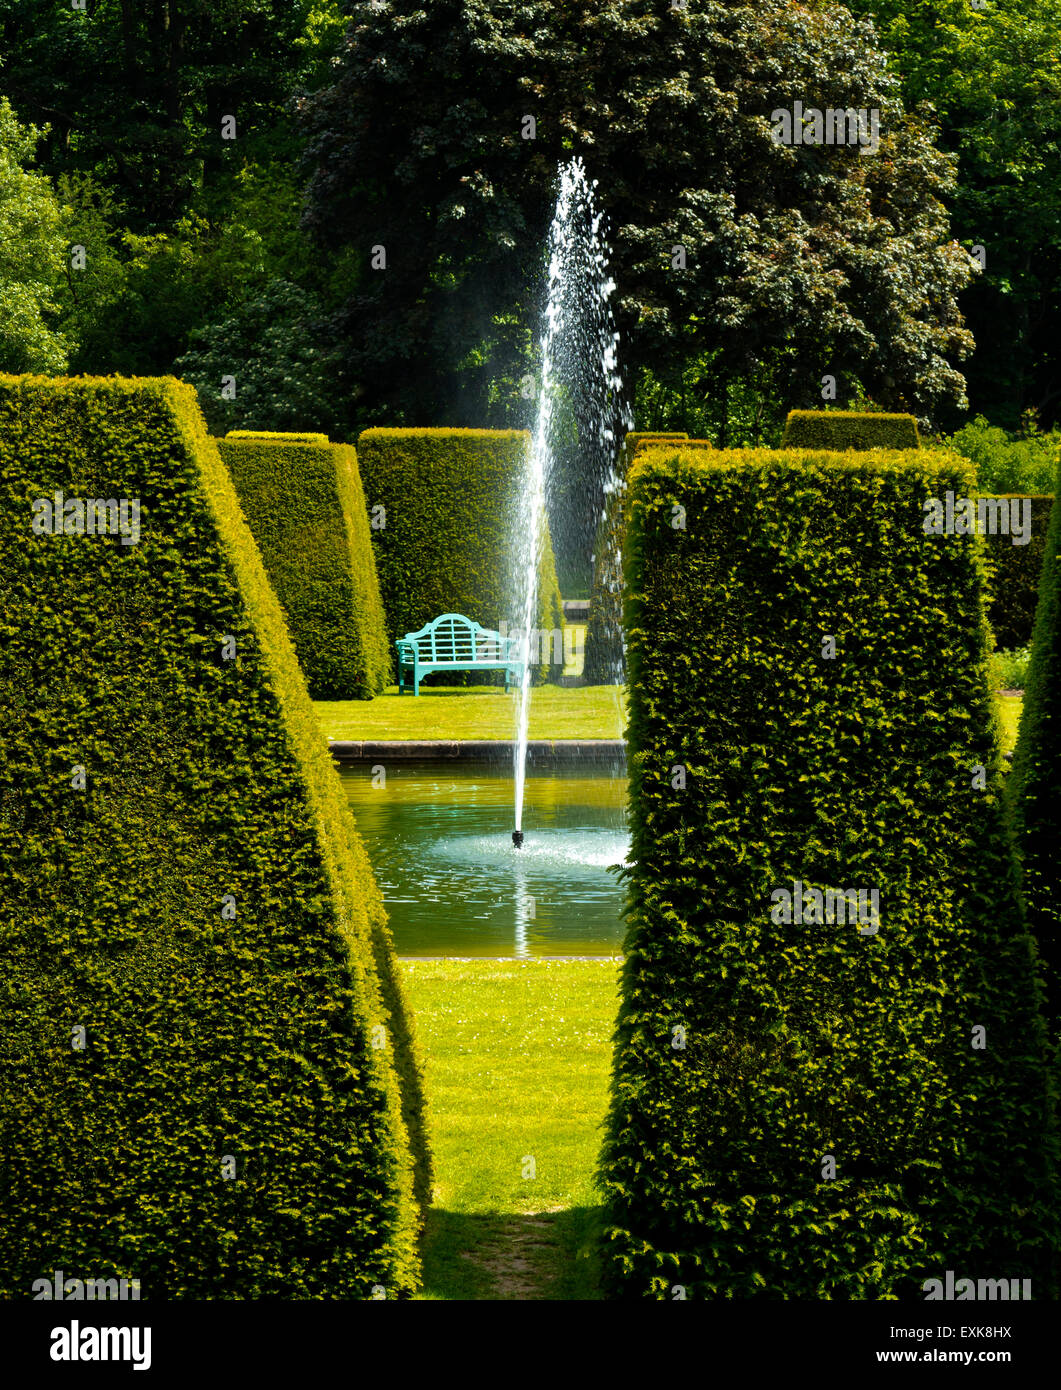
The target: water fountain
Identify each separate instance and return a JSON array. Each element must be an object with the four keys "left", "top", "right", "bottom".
[
  {"left": 511, "top": 156, "right": 630, "bottom": 849},
  {"left": 340, "top": 158, "right": 632, "bottom": 958}
]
